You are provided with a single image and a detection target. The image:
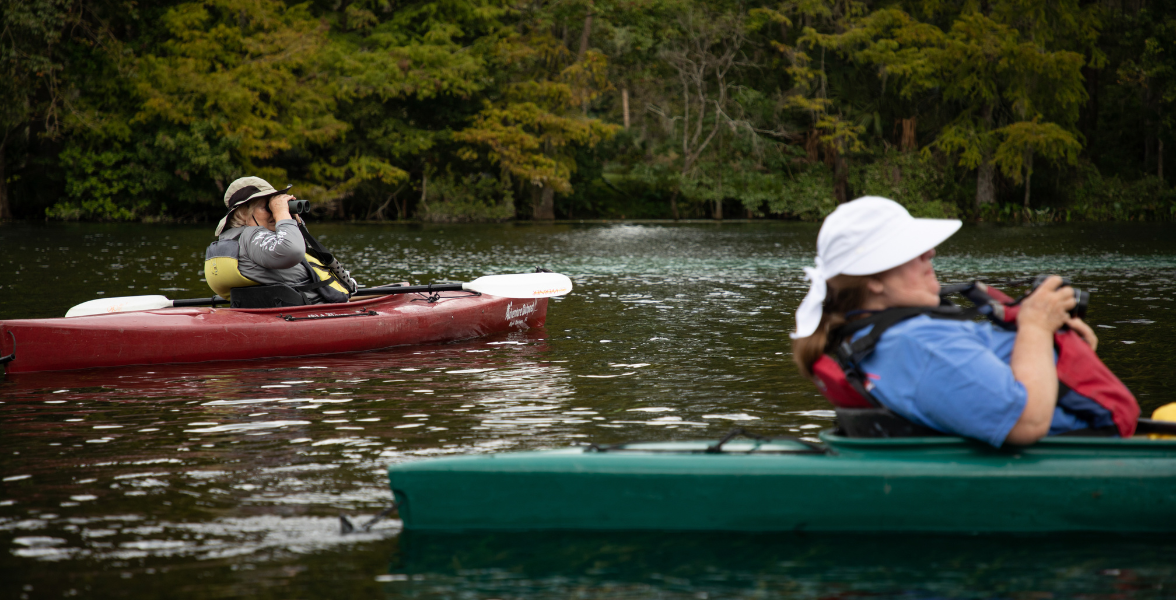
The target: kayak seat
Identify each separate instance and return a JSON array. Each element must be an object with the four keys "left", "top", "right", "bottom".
[
  {"left": 834, "top": 408, "right": 946, "bottom": 438},
  {"left": 230, "top": 284, "right": 310, "bottom": 309}
]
